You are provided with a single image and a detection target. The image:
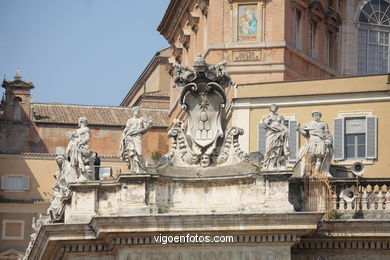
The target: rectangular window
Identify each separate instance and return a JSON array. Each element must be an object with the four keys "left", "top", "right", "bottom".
[
  {"left": 345, "top": 118, "right": 366, "bottom": 158},
  {"left": 293, "top": 10, "right": 302, "bottom": 49},
  {"left": 327, "top": 31, "right": 334, "bottom": 67},
  {"left": 0, "top": 175, "right": 30, "bottom": 191},
  {"left": 309, "top": 21, "right": 317, "bottom": 57},
  {"left": 334, "top": 115, "right": 377, "bottom": 161},
  {"left": 358, "top": 28, "right": 368, "bottom": 74},
  {"left": 358, "top": 25, "right": 390, "bottom": 75}
]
